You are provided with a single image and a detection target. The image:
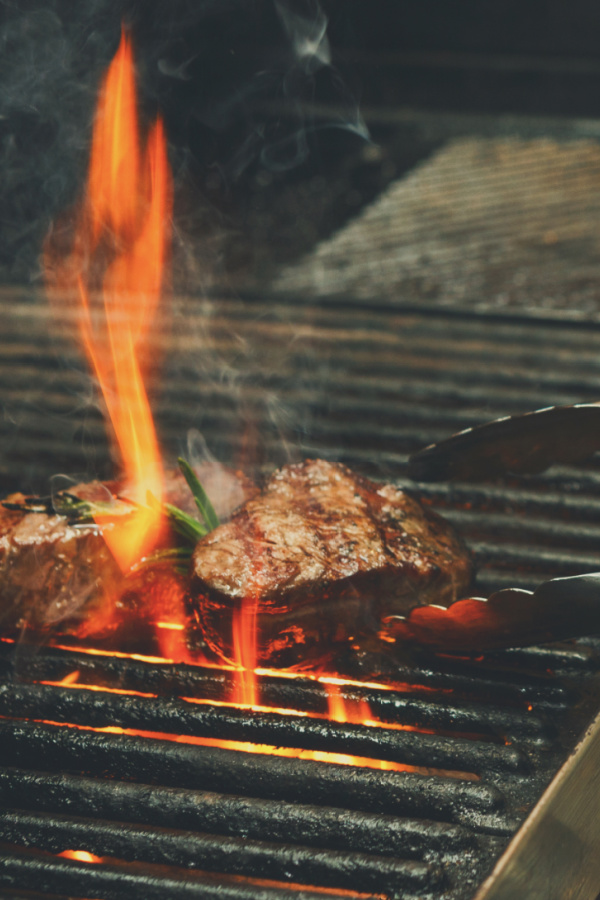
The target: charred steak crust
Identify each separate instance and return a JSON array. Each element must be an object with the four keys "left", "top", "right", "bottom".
[
  {"left": 0, "top": 464, "right": 255, "bottom": 634},
  {"left": 191, "top": 459, "right": 472, "bottom": 666}
]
